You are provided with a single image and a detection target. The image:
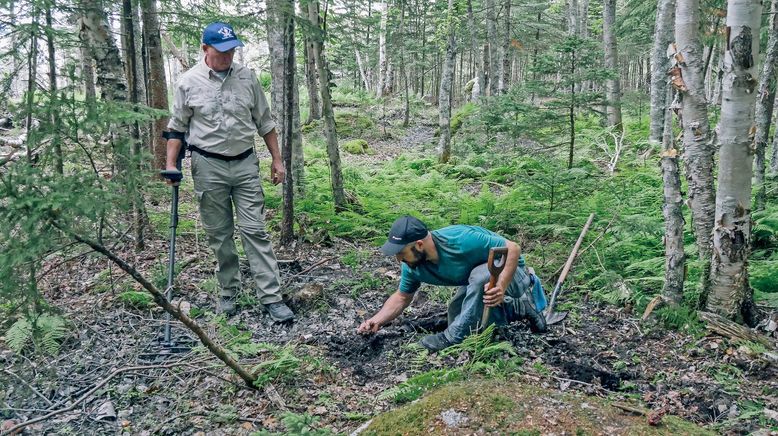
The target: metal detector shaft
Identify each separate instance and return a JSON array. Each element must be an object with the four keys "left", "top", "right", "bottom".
[
  {"left": 545, "top": 213, "right": 595, "bottom": 315},
  {"left": 164, "top": 184, "right": 179, "bottom": 345}
]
